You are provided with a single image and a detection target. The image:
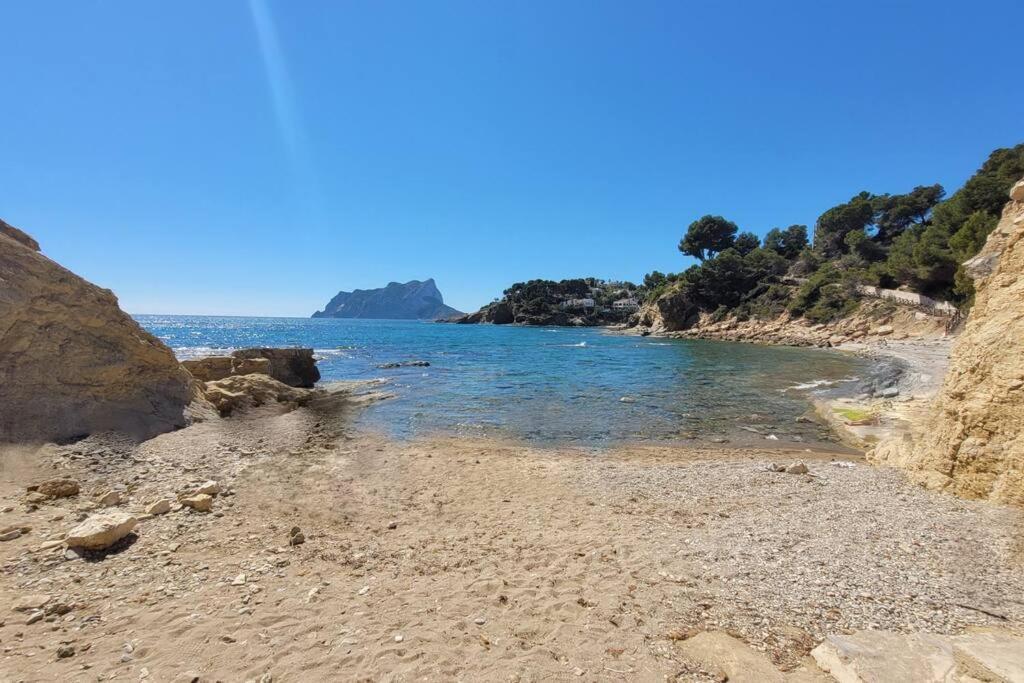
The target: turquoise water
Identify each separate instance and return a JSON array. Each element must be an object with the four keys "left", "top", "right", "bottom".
[{"left": 136, "top": 315, "right": 870, "bottom": 448}]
